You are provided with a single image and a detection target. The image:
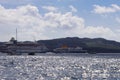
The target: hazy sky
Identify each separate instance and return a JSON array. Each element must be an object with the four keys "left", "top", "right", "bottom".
[{"left": 0, "top": 0, "right": 120, "bottom": 41}]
